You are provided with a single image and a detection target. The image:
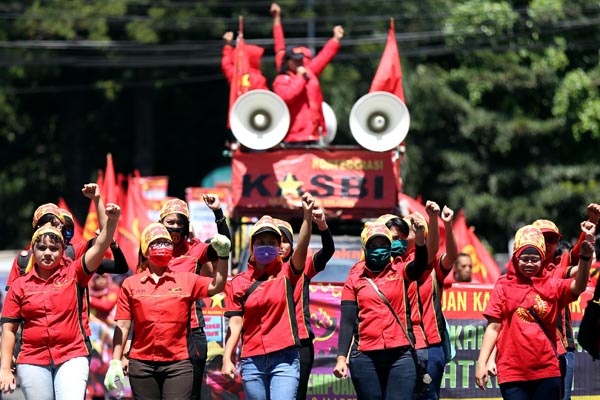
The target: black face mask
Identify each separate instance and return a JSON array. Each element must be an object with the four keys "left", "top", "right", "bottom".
[{"left": 166, "top": 226, "right": 185, "bottom": 243}]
